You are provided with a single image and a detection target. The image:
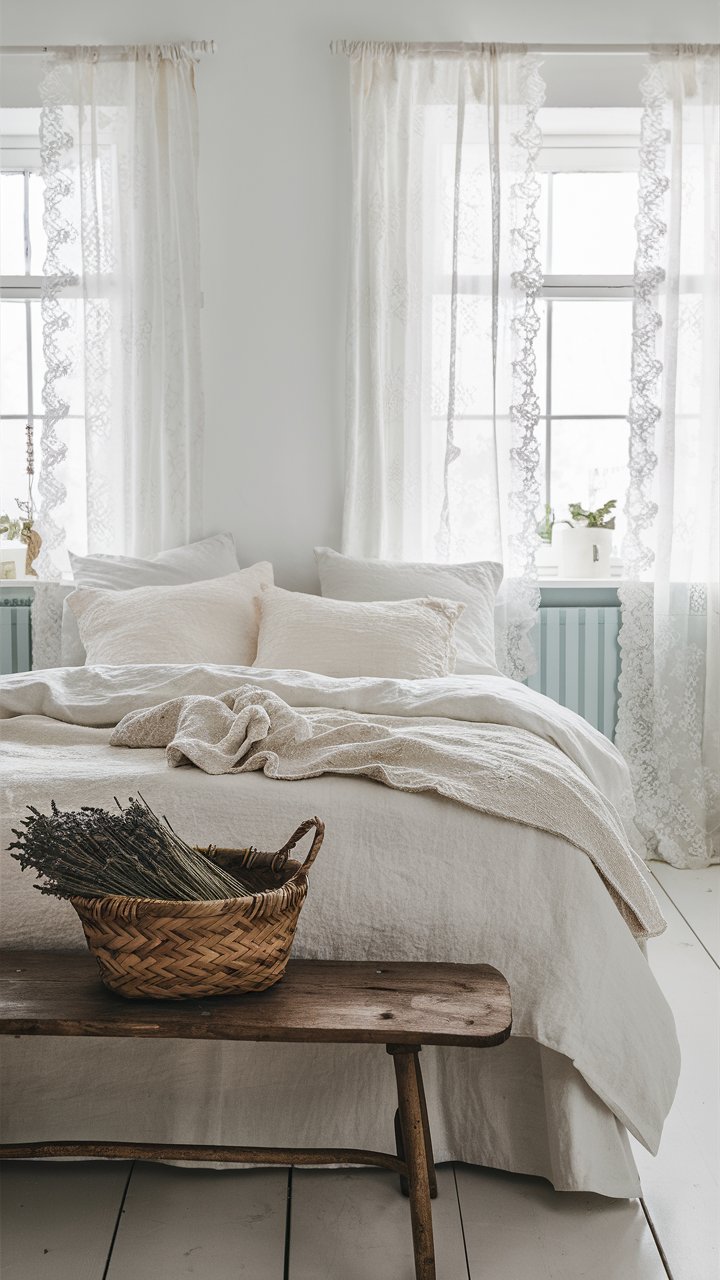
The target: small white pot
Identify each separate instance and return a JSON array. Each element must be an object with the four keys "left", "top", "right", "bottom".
[{"left": 553, "top": 525, "right": 613, "bottom": 579}]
